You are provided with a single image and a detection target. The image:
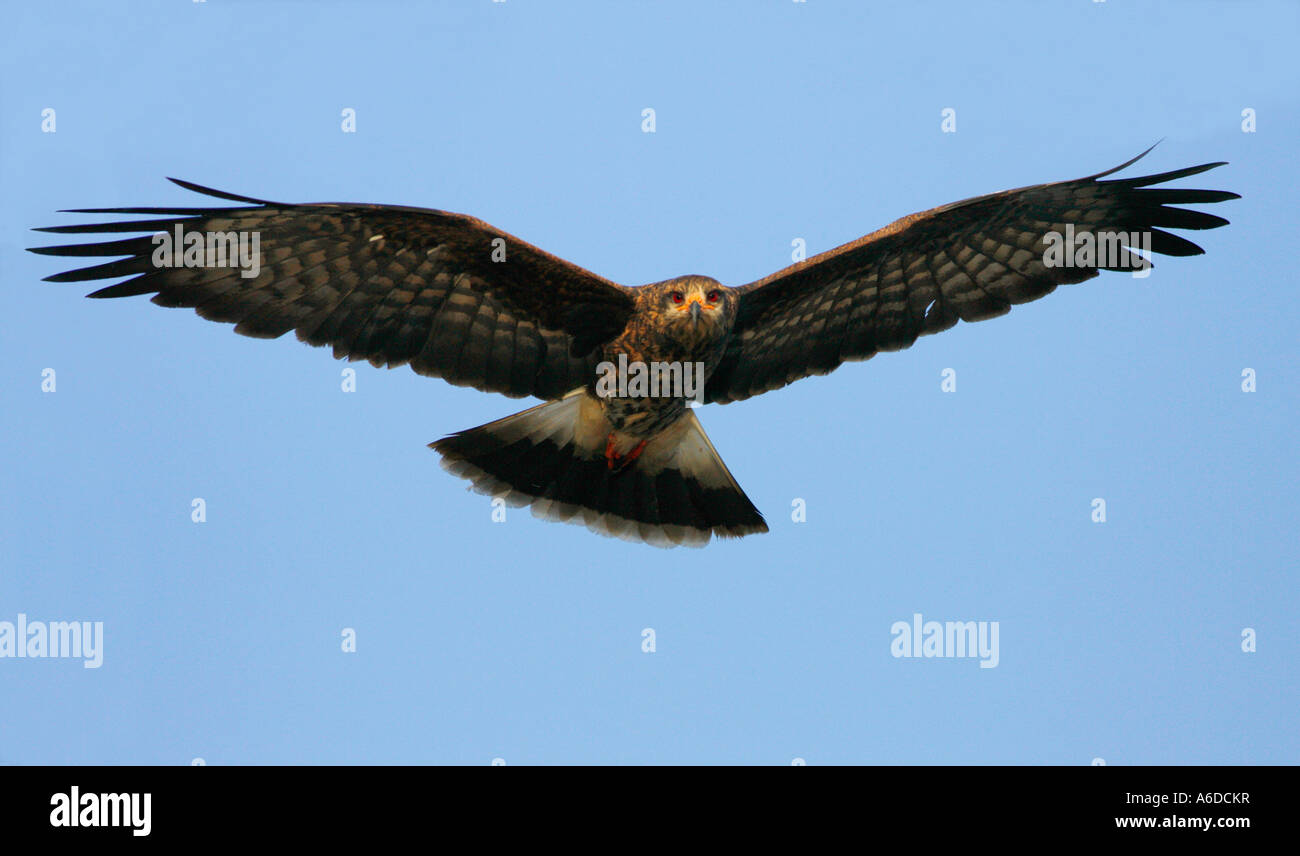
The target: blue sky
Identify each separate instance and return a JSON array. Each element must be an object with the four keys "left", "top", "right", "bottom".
[{"left": 2, "top": 0, "right": 1295, "bottom": 764}]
